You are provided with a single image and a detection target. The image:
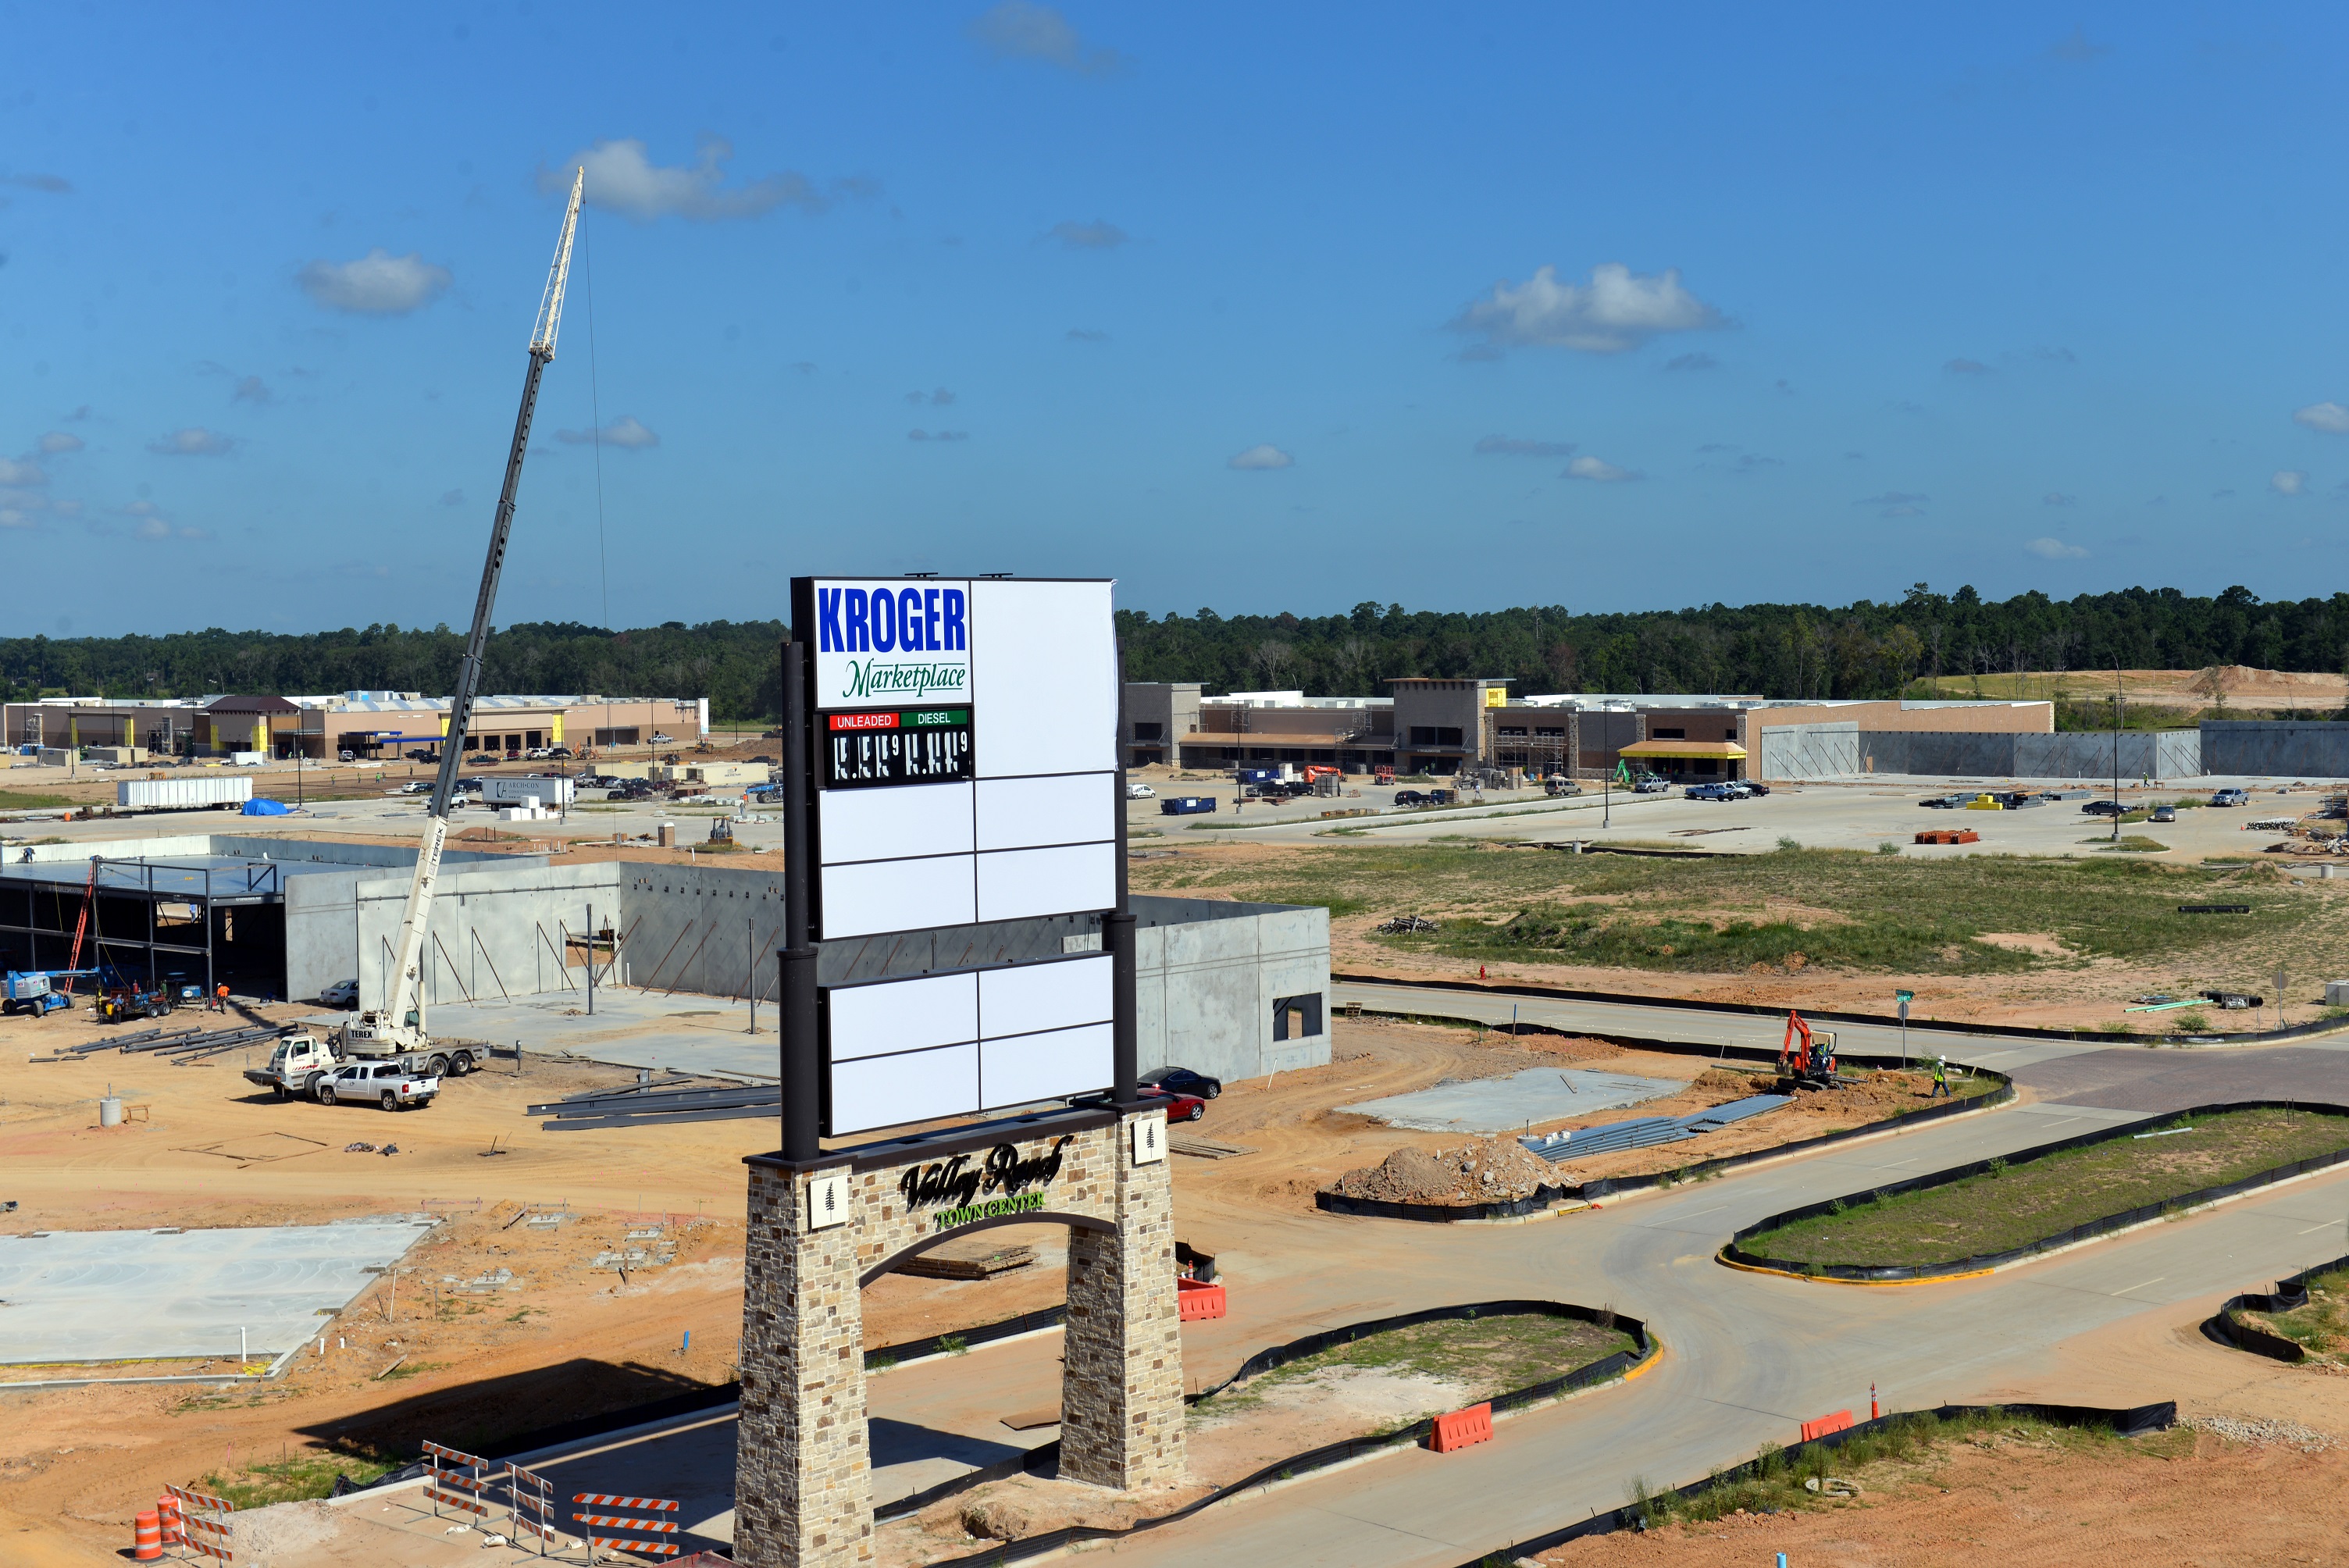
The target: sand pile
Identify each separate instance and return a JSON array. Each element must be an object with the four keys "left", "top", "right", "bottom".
[{"left": 1328, "top": 1137, "right": 1557, "bottom": 1206}]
